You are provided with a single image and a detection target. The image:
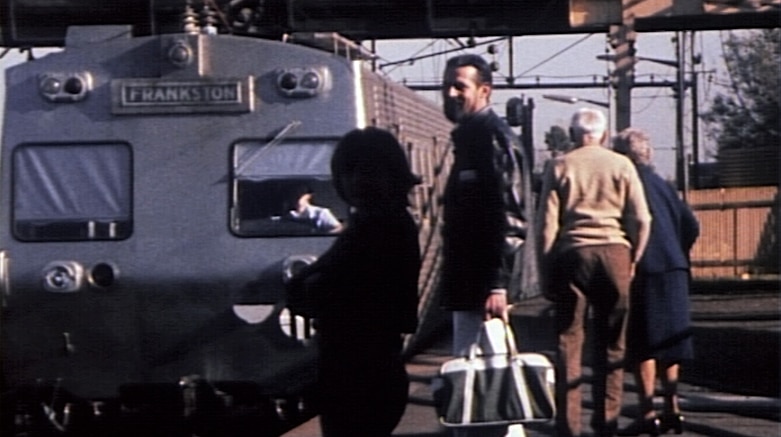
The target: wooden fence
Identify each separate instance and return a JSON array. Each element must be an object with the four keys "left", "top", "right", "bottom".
[{"left": 687, "top": 186, "right": 779, "bottom": 279}]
